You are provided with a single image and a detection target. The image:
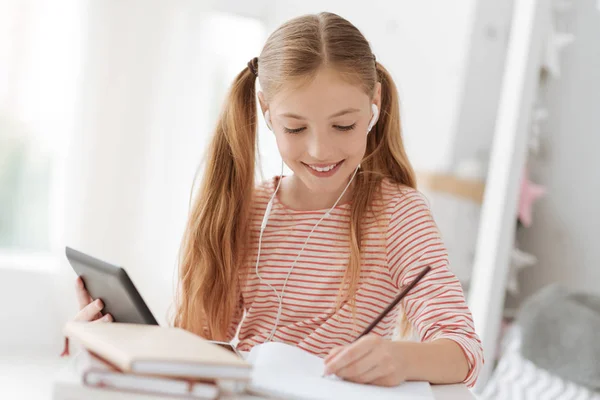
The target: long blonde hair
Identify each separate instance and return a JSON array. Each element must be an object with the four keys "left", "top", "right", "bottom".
[{"left": 174, "top": 12, "right": 416, "bottom": 341}]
